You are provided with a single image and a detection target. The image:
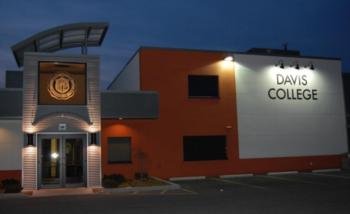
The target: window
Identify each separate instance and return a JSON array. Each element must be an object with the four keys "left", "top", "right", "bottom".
[
  {"left": 108, "top": 137, "right": 131, "bottom": 163},
  {"left": 188, "top": 75, "right": 219, "bottom": 98},
  {"left": 183, "top": 136, "right": 227, "bottom": 161}
]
